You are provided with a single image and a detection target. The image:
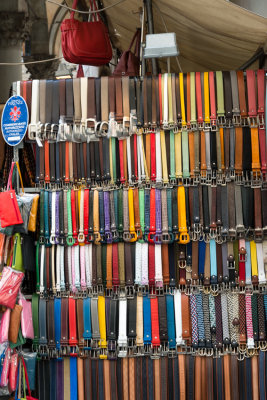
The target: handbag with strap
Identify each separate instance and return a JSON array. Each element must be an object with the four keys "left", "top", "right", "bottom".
[
  {"left": 0, "top": 162, "right": 23, "bottom": 229},
  {"left": 113, "top": 28, "right": 141, "bottom": 76},
  {"left": 15, "top": 357, "right": 37, "bottom": 400},
  {"left": 60, "top": 0, "right": 112, "bottom": 66}
]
